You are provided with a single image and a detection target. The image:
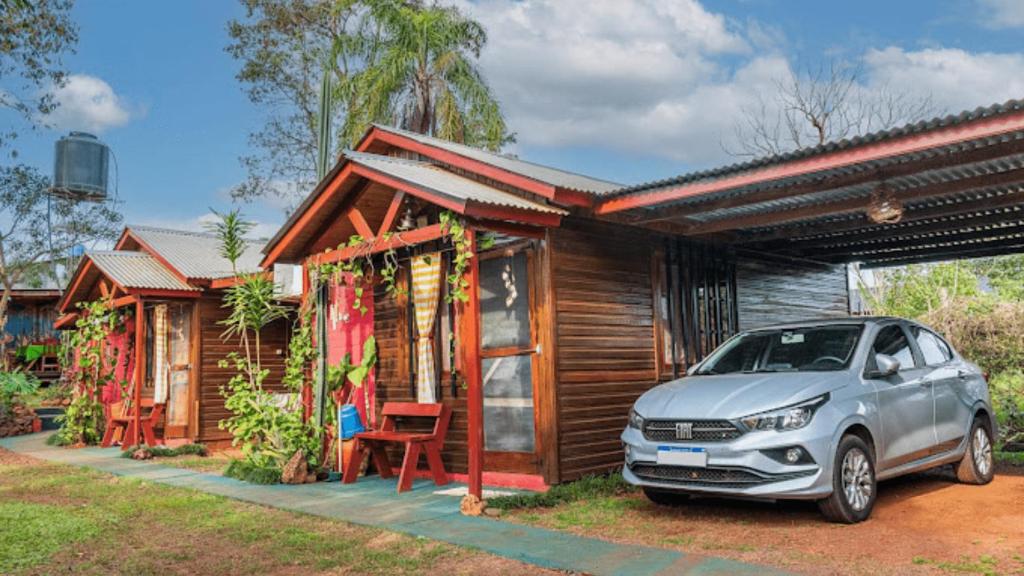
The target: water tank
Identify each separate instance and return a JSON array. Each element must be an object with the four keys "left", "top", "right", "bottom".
[{"left": 53, "top": 132, "right": 109, "bottom": 200}]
